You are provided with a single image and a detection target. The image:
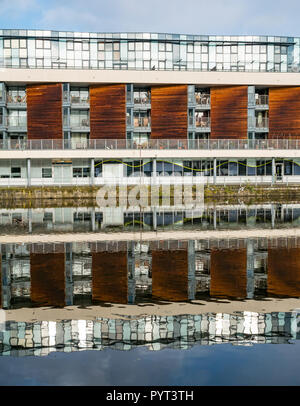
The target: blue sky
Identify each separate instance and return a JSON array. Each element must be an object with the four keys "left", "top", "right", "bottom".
[{"left": 0, "top": 0, "right": 299, "bottom": 36}]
